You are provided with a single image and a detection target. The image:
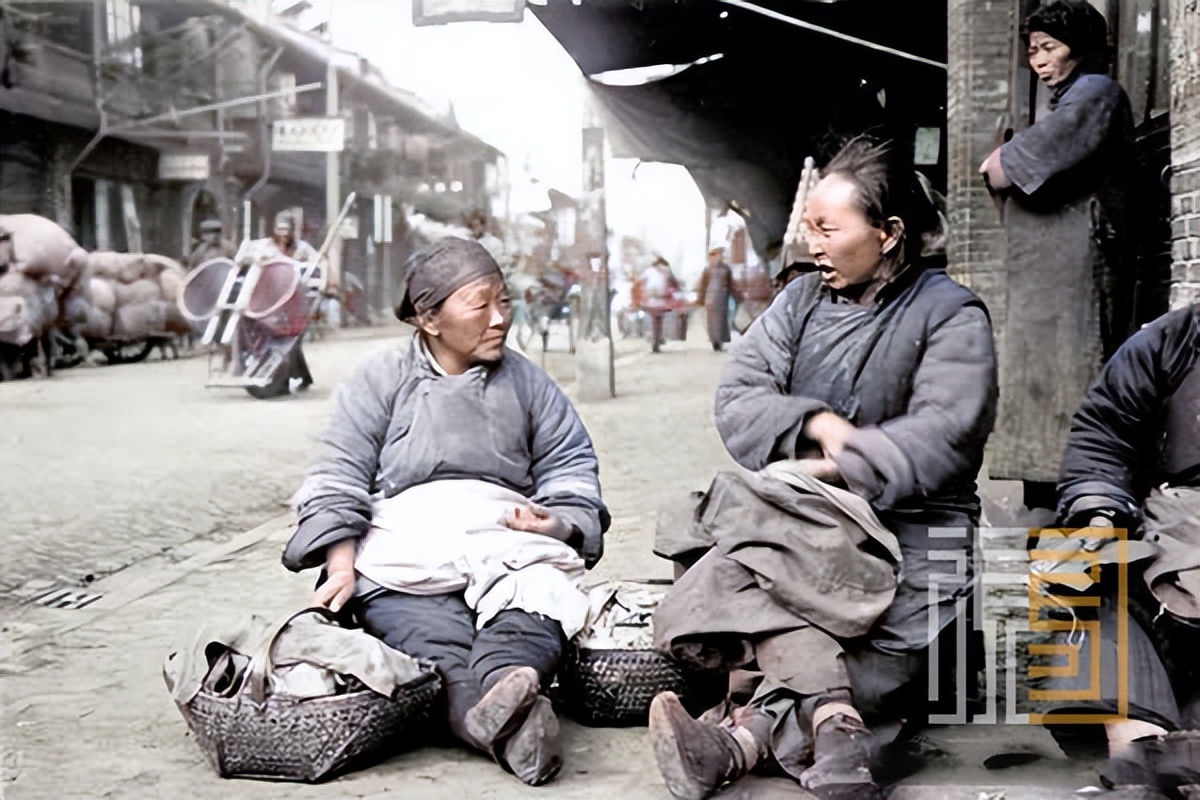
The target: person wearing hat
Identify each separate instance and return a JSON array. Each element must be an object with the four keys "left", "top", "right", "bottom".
[
  {"left": 185, "top": 218, "right": 235, "bottom": 269},
  {"left": 696, "top": 246, "right": 740, "bottom": 352},
  {"left": 978, "top": 0, "right": 1138, "bottom": 512},
  {"left": 281, "top": 237, "right": 609, "bottom": 786}
]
